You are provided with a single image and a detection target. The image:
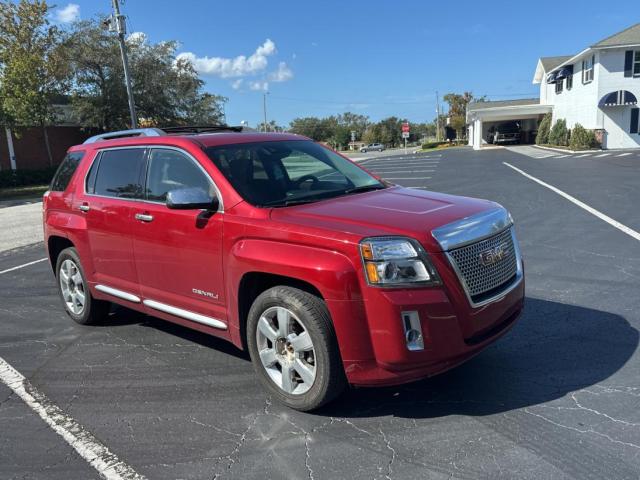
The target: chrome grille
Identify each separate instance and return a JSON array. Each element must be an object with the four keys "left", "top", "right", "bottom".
[{"left": 447, "top": 228, "right": 518, "bottom": 300}]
